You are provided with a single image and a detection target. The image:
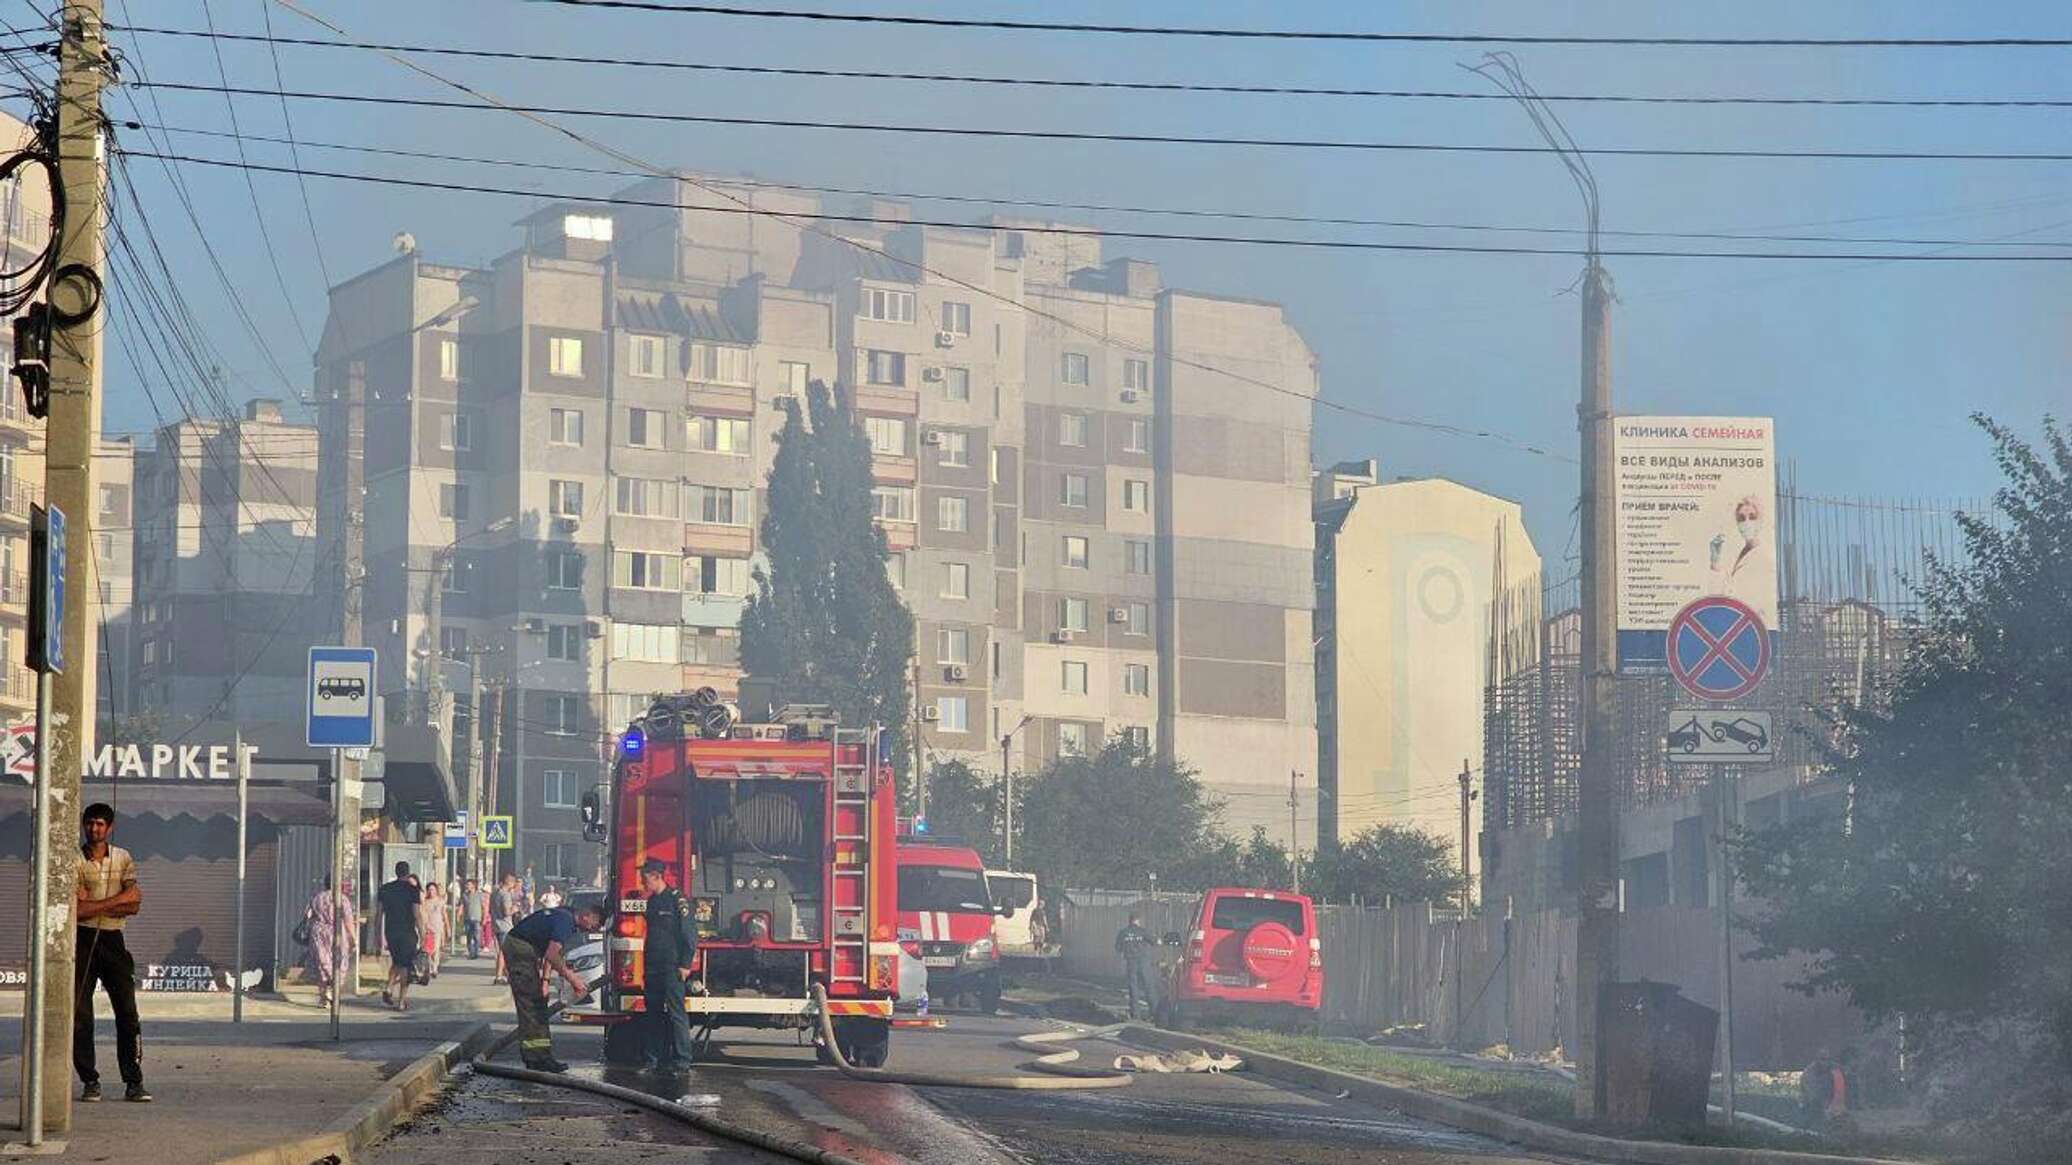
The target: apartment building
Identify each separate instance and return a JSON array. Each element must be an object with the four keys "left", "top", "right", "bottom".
[
  {"left": 0, "top": 110, "right": 51, "bottom": 724},
  {"left": 1312, "top": 461, "right": 1539, "bottom": 885},
  {"left": 130, "top": 400, "right": 321, "bottom": 730},
  {"left": 316, "top": 175, "right": 1320, "bottom": 870},
  {"left": 94, "top": 436, "right": 134, "bottom": 730}
]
